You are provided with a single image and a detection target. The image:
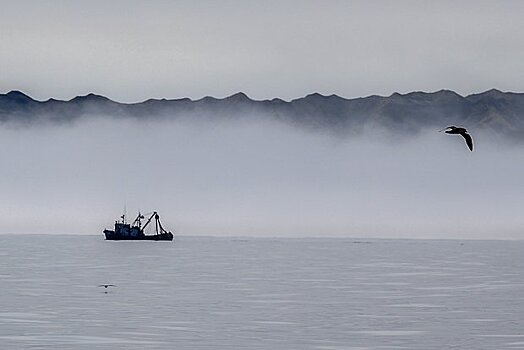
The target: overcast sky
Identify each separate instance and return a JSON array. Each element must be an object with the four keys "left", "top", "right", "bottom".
[
  {"left": 1, "top": 1, "right": 524, "bottom": 238},
  {"left": 1, "top": 0, "right": 523, "bottom": 102}
]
